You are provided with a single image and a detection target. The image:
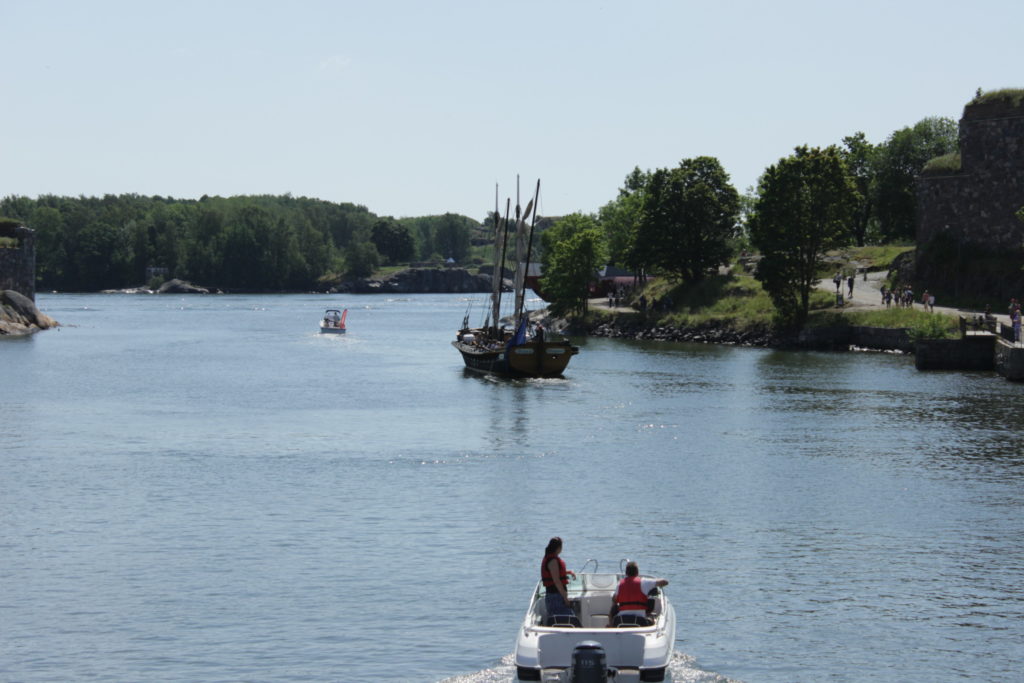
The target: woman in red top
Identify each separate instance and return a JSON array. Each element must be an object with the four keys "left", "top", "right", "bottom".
[{"left": 541, "top": 537, "right": 576, "bottom": 617}]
